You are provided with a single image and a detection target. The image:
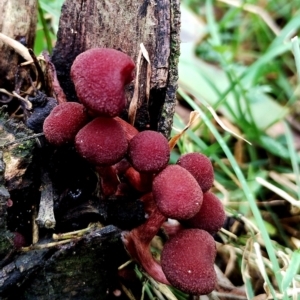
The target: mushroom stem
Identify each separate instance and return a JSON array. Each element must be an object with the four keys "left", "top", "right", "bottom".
[
  {"left": 96, "top": 166, "right": 120, "bottom": 197},
  {"left": 161, "top": 220, "right": 184, "bottom": 237},
  {"left": 122, "top": 199, "right": 169, "bottom": 284},
  {"left": 124, "top": 167, "right": 152, "bottom": 192},
  {"left": 115, "top": 117, "right": 139, "bottom": 141}
]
